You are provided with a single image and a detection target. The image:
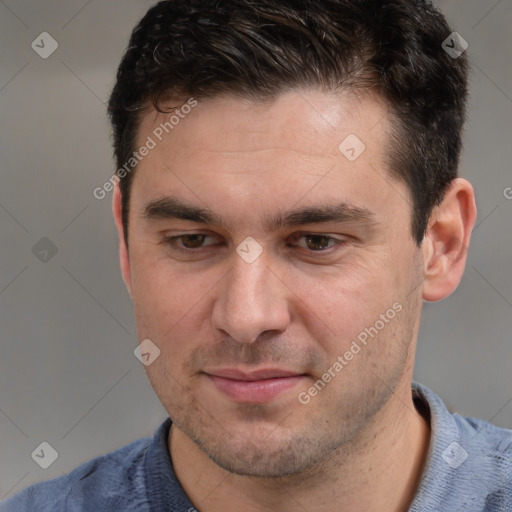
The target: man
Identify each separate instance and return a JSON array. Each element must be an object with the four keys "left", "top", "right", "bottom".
[{"left": 2, "top": 0, "right": 511, "bottom": 511}]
